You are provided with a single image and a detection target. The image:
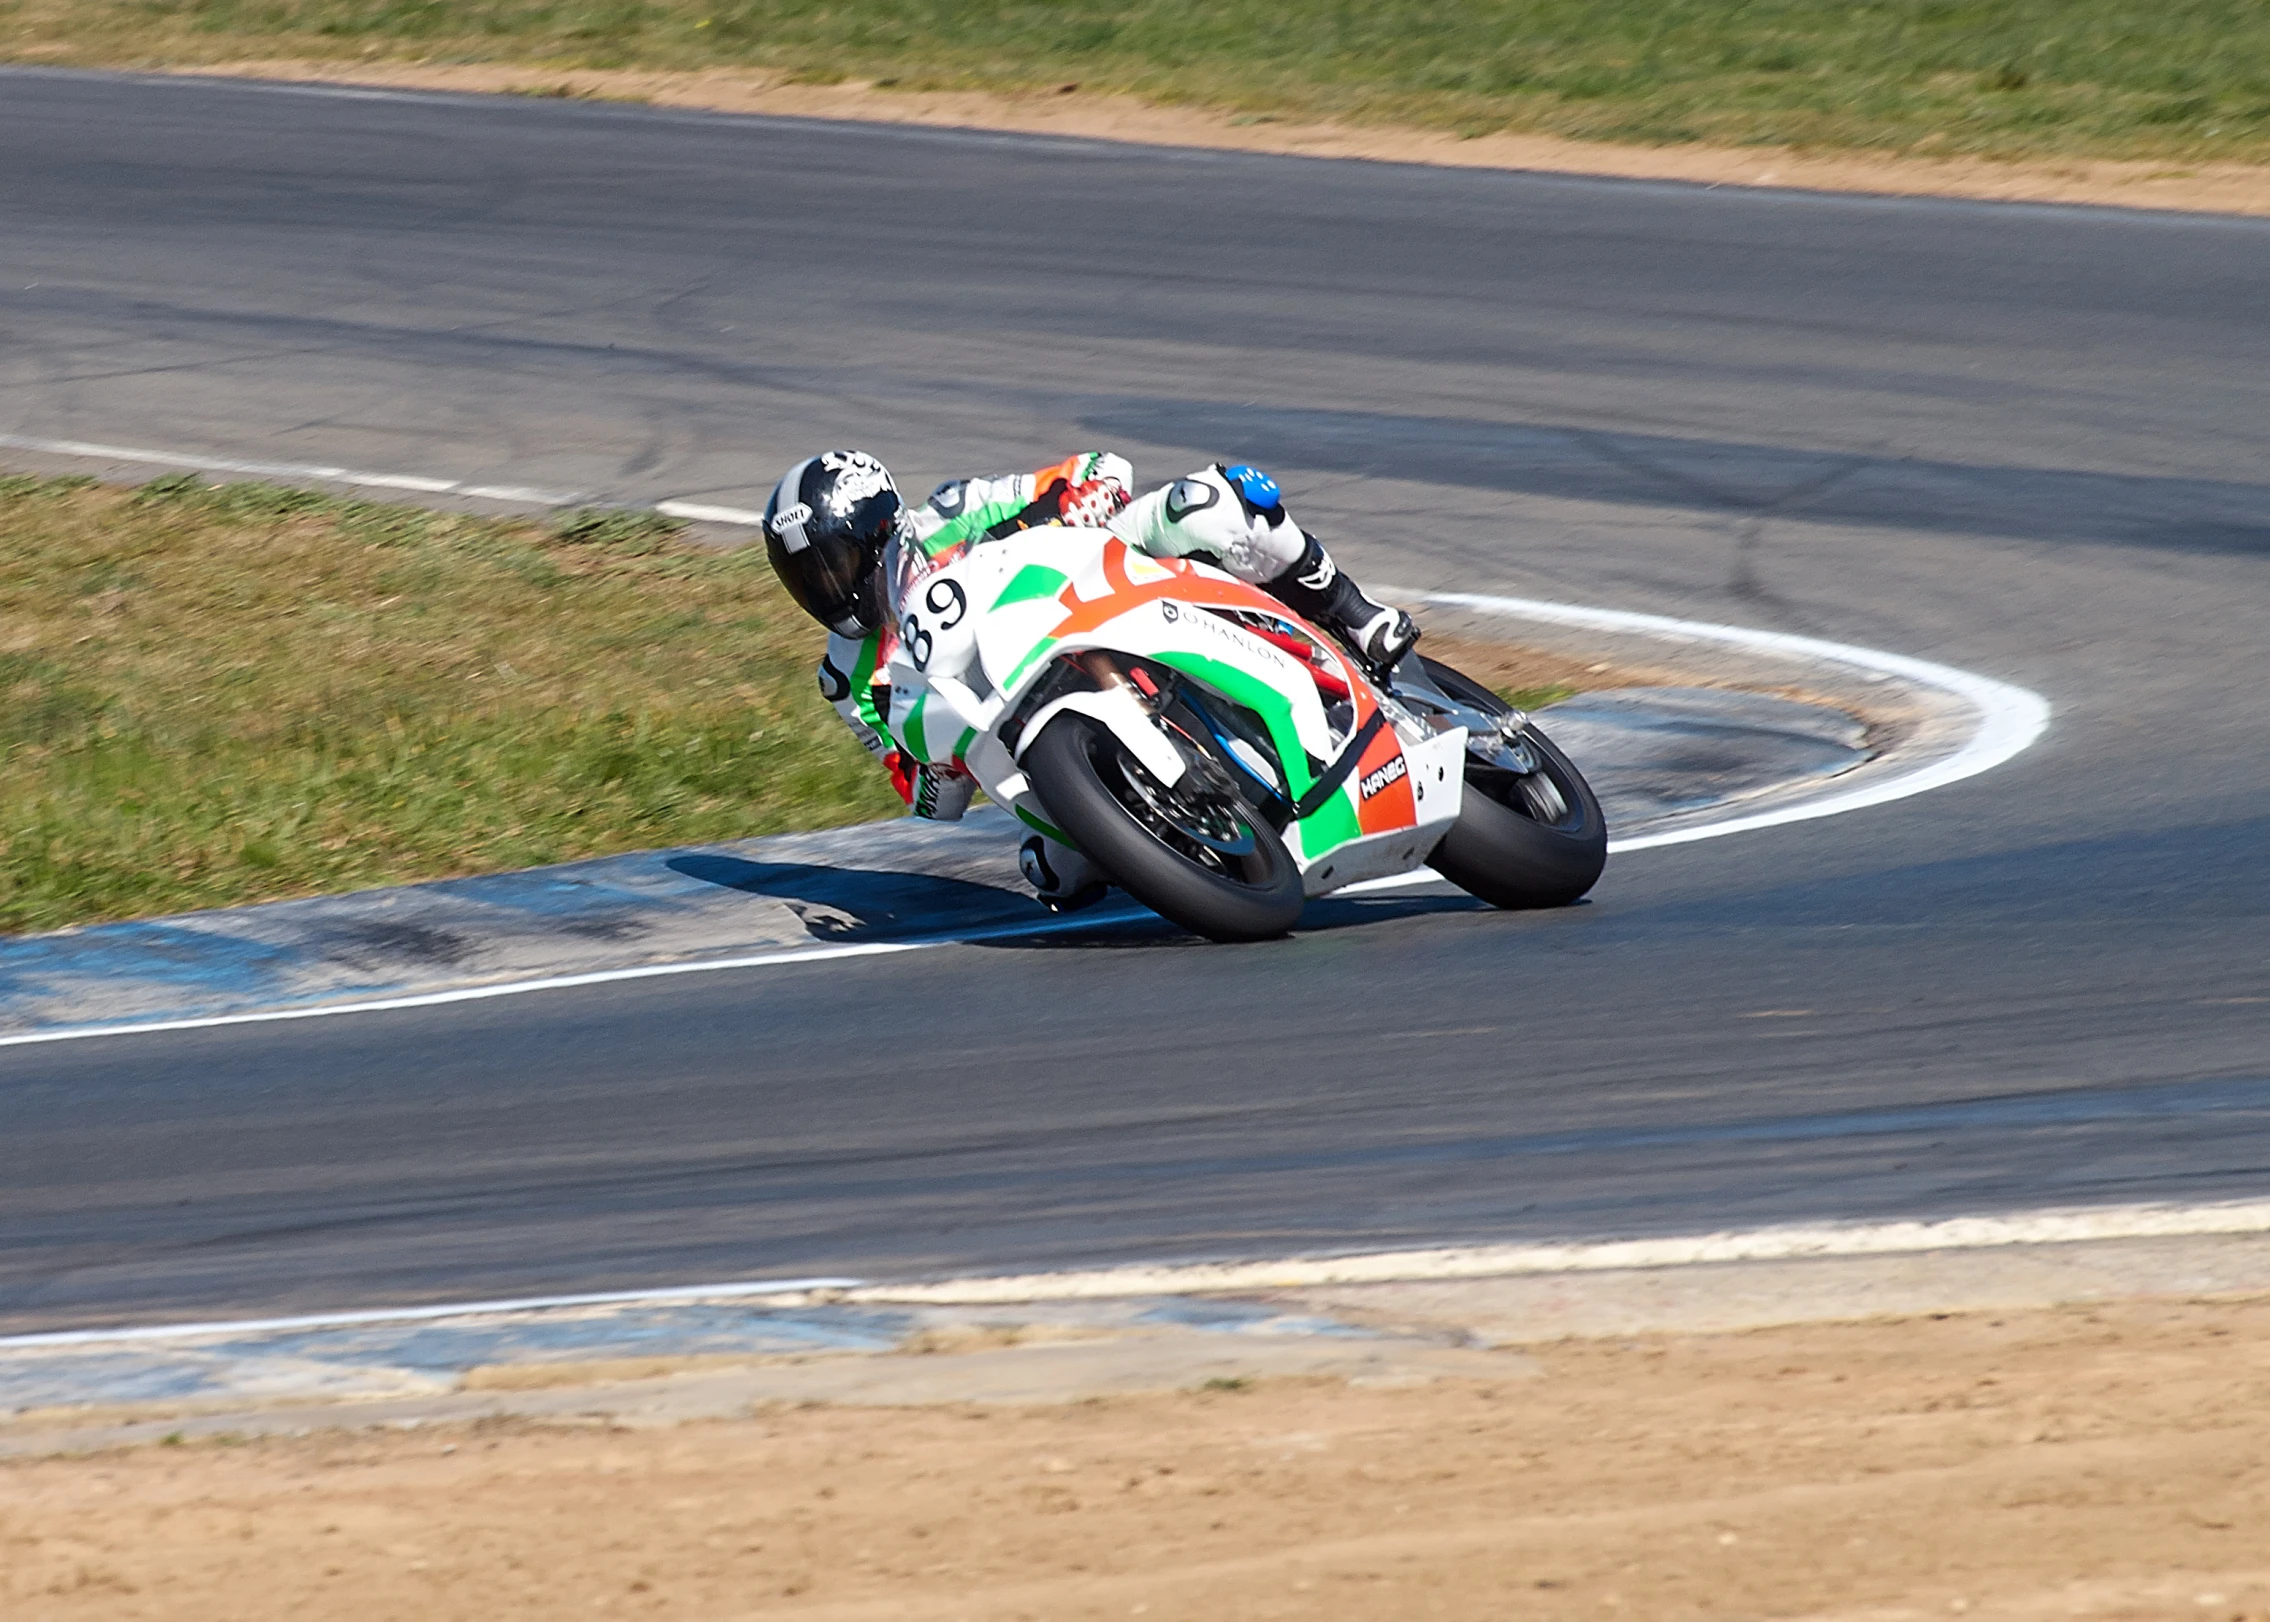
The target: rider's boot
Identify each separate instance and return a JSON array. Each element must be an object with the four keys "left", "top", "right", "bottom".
[
  {"left": 1262, "top": 531, "right": 1420, "bottom": 676},
  {"left": 1019, "top": 833, "right": 1110, "bottom": 914},
  {"left": 1111, "top": 461, "right": 1418, "bottom": 675}
]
